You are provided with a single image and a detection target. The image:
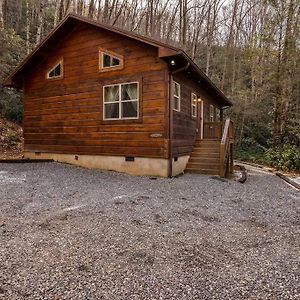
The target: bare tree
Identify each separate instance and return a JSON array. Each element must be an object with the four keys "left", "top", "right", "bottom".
[
  {"left": 88, "top": 0, "right": 96, "bottom": 18},
  {"left": 0, "top": 0, "right": 3, "bottom": 28},
  {"left": 36, "top": 0, "right": 44, "bottom": 45},
  {"left": 25, "top": 0, "right": 31, "bottom": 53}
]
